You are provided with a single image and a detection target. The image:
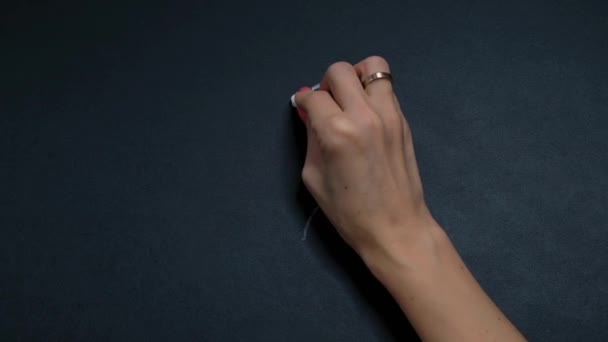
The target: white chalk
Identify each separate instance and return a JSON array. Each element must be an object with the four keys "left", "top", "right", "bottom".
[
  {"left": 290, "top": 94, "right": 297, "bottom": 107},
  {"left": 301, "top": 206, "right": 320, "bottom": 241},
  {"left": 290, "top": 83, "right": 321, "bottom": 108}
]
